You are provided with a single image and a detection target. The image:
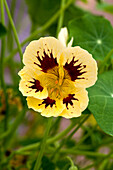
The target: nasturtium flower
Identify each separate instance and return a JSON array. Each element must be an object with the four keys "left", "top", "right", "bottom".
[{"left": 18, "top": 28, "right": 97, "bottom": 118}]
